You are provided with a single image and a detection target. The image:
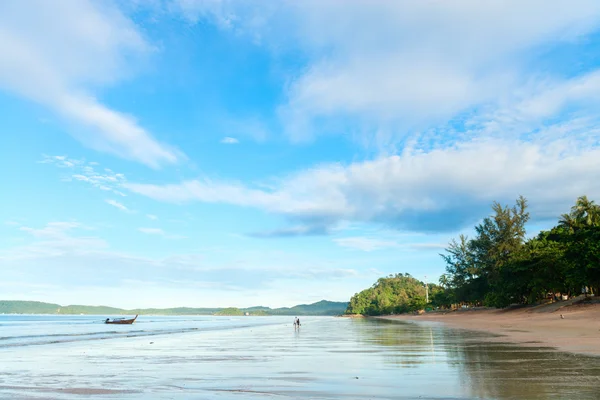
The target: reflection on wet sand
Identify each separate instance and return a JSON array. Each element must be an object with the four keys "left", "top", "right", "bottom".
[
  {"left": 358, "top": 318, "right": 600, "bottom": 399},
  {"left": 0, "top": 316, "right": 599, "bottom": 399}
]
